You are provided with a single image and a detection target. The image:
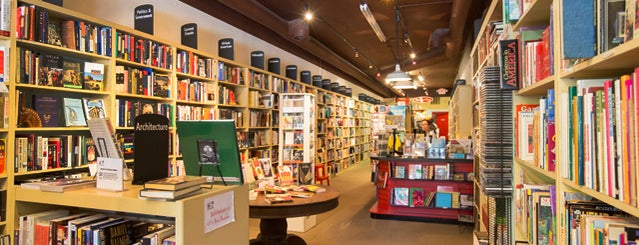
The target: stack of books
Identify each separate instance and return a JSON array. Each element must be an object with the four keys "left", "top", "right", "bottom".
[{"left": 139, "top": 175, "right": 207, "bottom": 201}]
